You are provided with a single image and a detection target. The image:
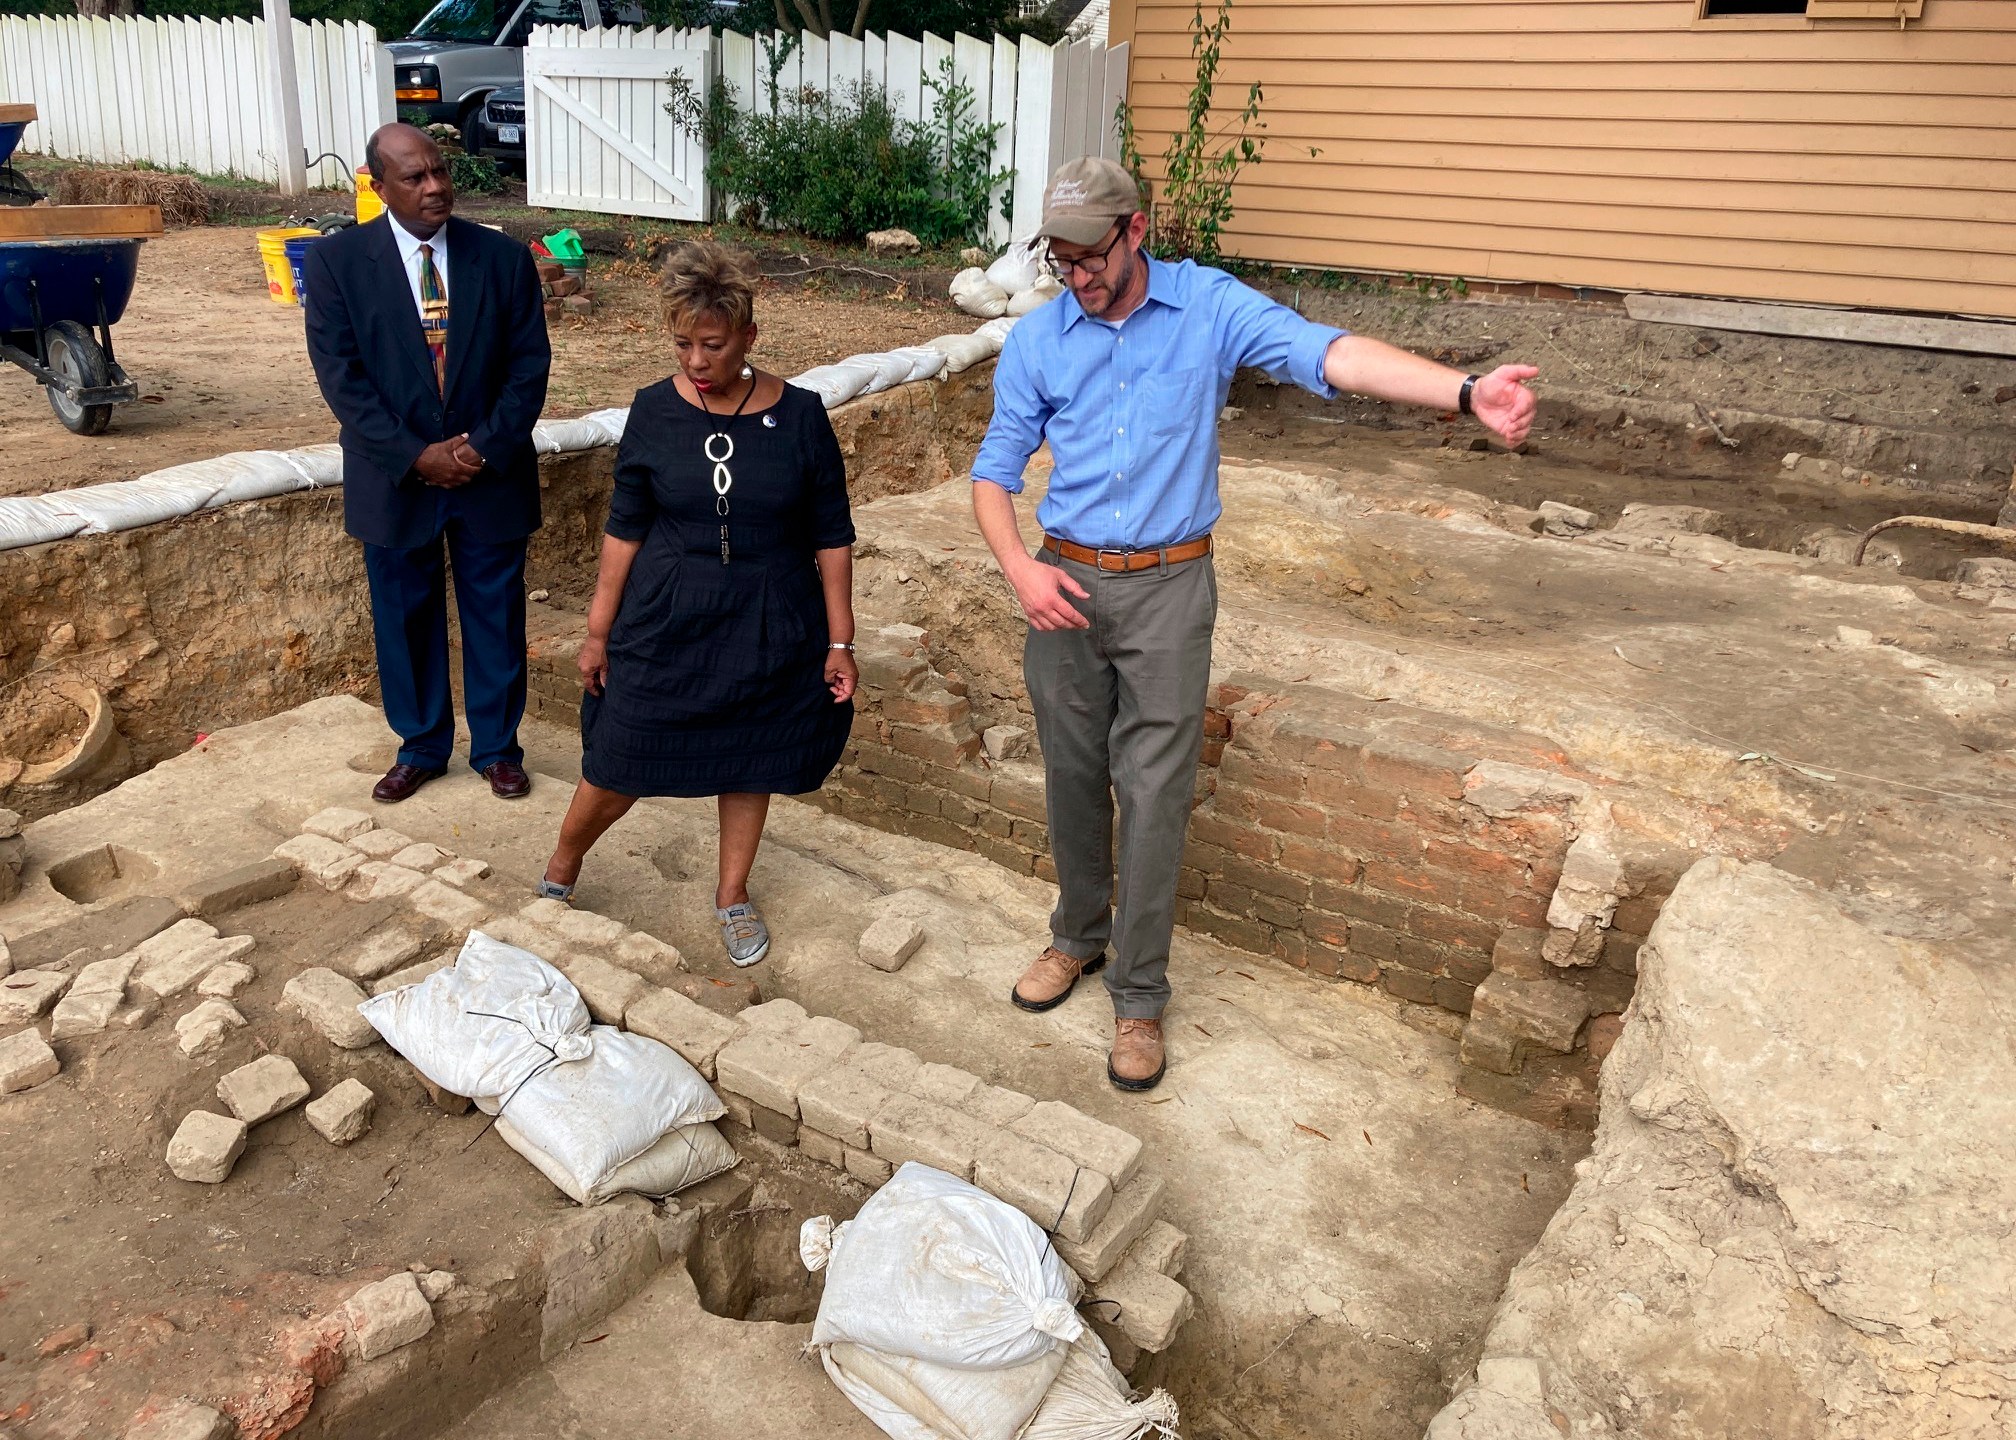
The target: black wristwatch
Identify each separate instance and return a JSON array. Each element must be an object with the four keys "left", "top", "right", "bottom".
[{"left": 1458, "top": 374, "right": 1480, "bottom": 417}]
